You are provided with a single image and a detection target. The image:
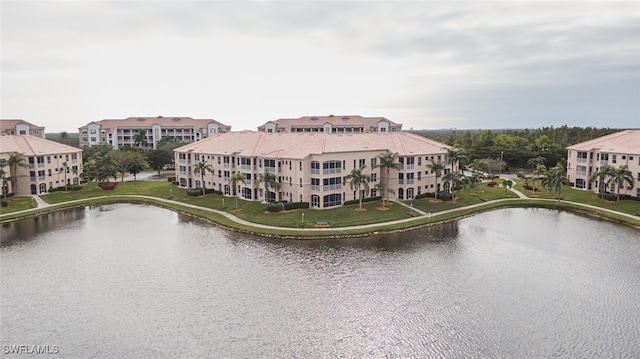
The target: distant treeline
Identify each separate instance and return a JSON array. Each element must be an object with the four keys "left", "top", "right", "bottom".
[
  {"left": 46, "top": 132, "right": 80, "bottom": 148},
  {"left": 409, "top": 126, "right": 625, "bottom": 171}
]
